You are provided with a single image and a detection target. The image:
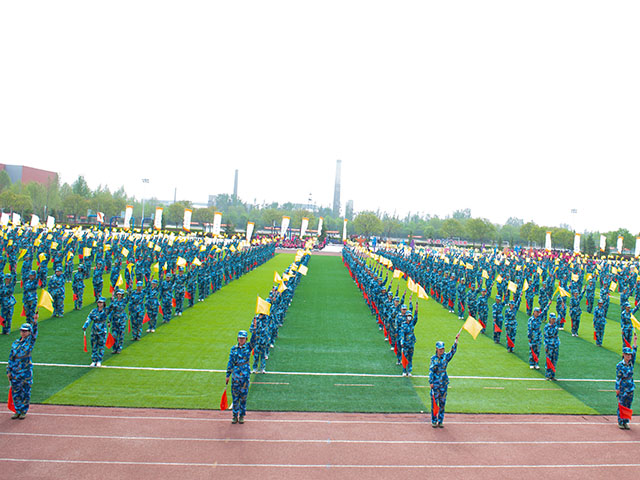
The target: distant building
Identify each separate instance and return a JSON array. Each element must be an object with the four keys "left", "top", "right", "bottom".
[
  {"left": 333, "top": 159, "right": 341, "bottom": 216},
  {"left": 0, "top": 164, "right": 58, "bottom": 185},
  {"left": 345, "top": 200, "right": 354, "bottom": 220}
]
